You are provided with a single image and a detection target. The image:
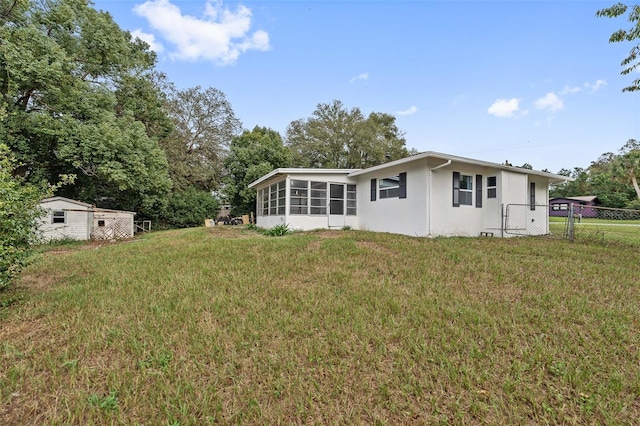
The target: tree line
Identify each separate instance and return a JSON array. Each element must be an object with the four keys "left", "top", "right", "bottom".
[{"left": 1, "top": 0, "right": 411, "bottom": 221}]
